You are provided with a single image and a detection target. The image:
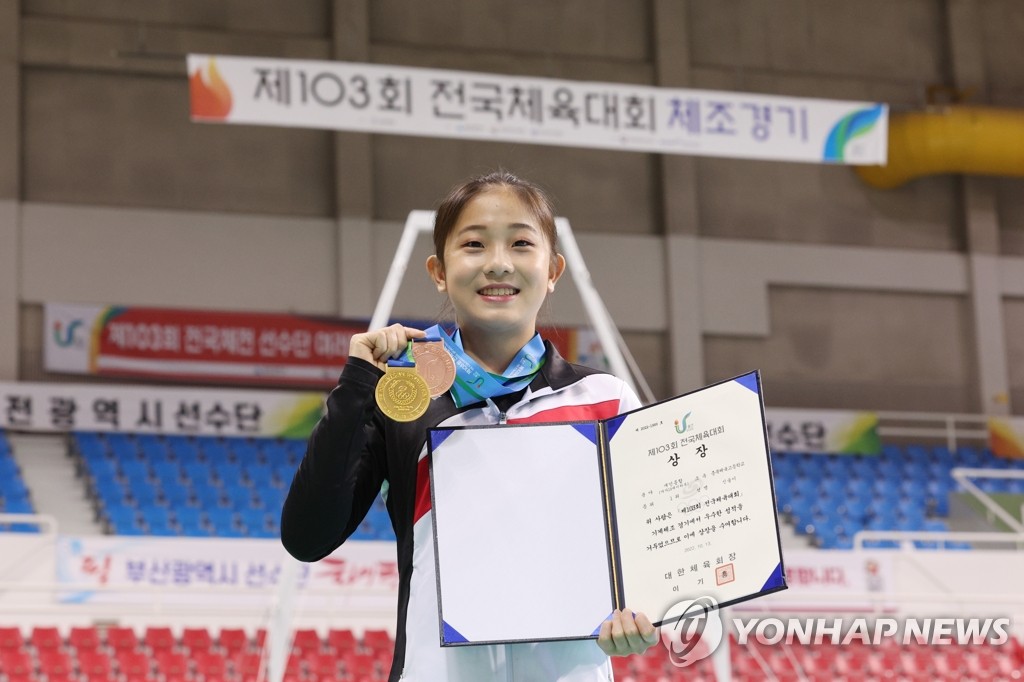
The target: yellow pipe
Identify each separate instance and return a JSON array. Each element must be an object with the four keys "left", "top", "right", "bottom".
[{"left": 855, "top": 106, "right": 1024, "bottom": 189}]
